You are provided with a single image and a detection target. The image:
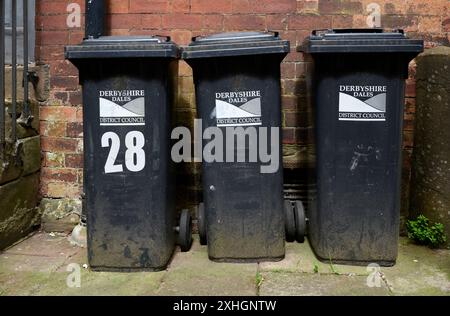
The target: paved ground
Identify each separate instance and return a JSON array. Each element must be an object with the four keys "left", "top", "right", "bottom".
[{"left": 0, "top": 232, "right": 449, "bottom": 296}]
